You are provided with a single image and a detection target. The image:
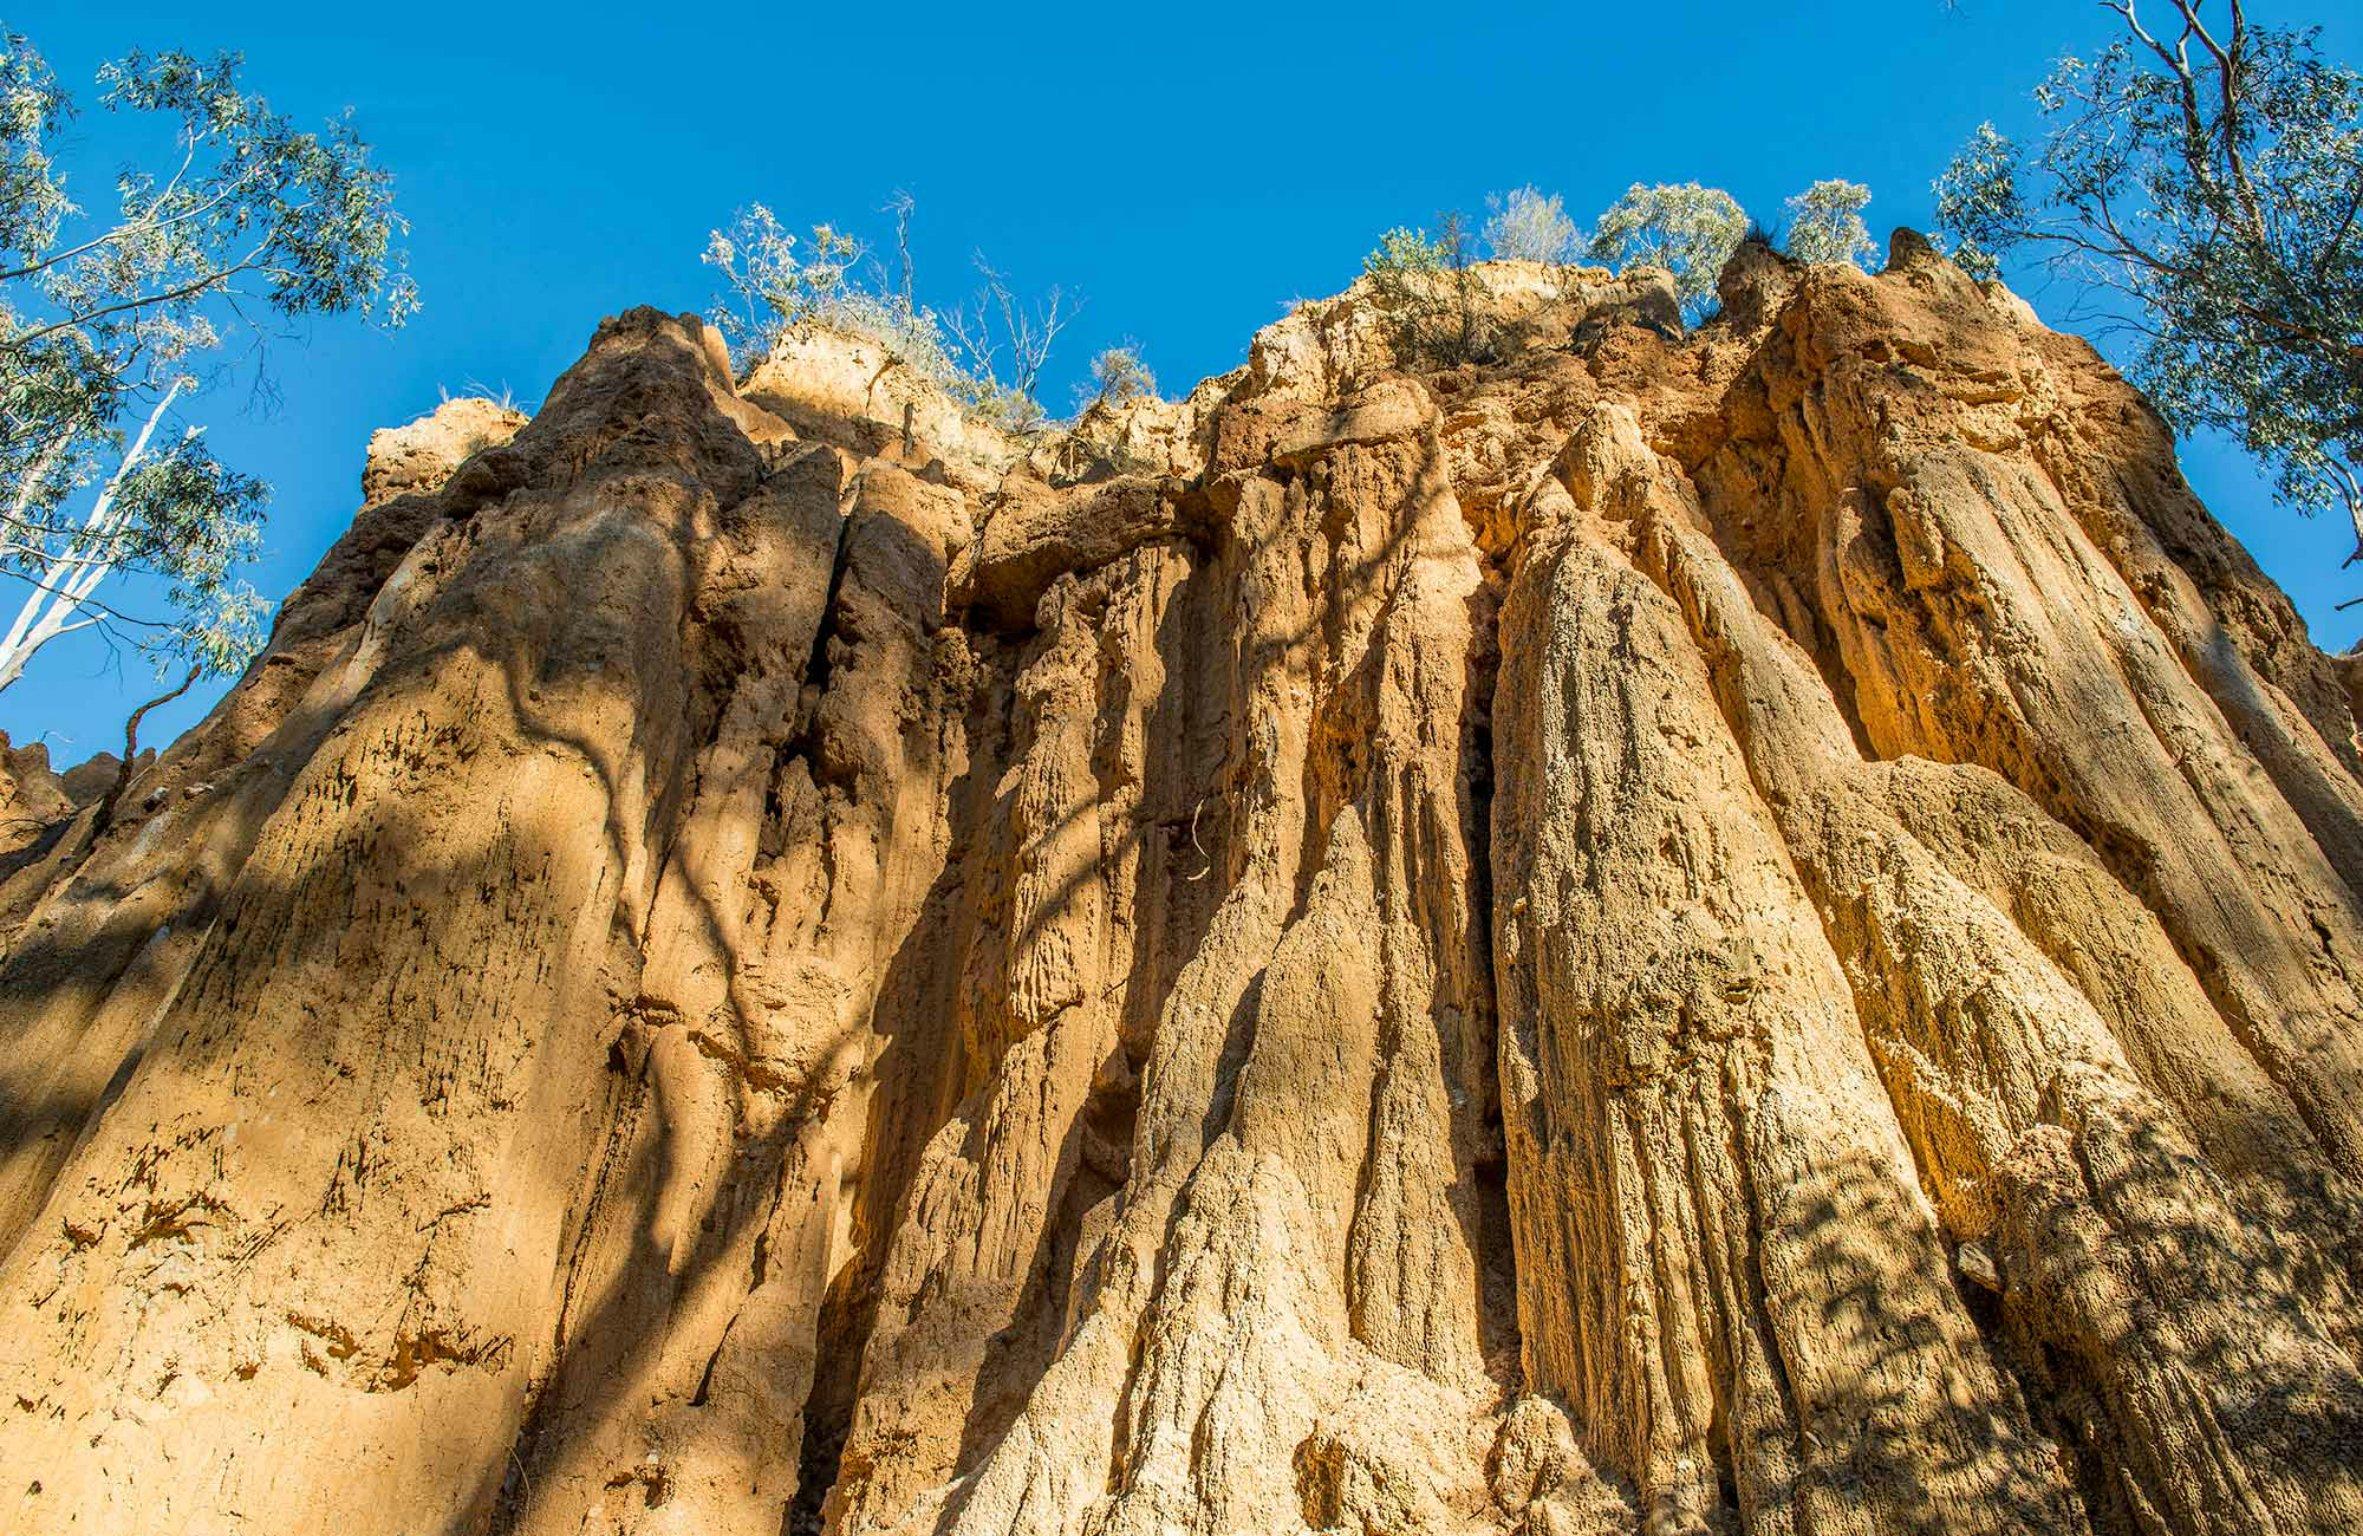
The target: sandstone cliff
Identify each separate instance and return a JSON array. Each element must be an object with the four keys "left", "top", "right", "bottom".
[{"left": 1, "top": 233, "right": 2360, "bottom": 1536}]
